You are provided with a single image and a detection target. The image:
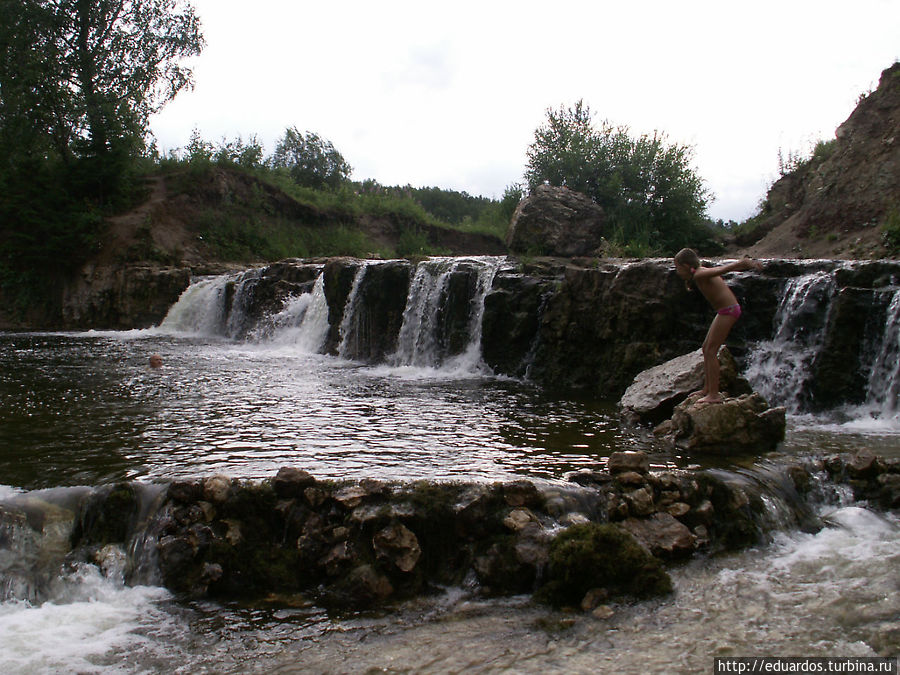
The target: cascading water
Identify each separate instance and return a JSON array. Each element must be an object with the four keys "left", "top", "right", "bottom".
[
  {"left": 862, "top": 288, "right": 900, "bottom": 421},
  {"left": 264, "top": 274, "right": 331, "bottom": 353},
  {"left": 744, "top": 271, "right": 836, "bottom": 412},
  {"left": 159, "top": 269, "right": 262, "bottom": 339},
  {"left": 337, "top": 264, "right": 369, "bottom": 359},
  {"left": 389, "top": 256, "right": 502, "bottom": 372},
  {"left": 157, "top": 274, "right": 234, "bottom": 336}
]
